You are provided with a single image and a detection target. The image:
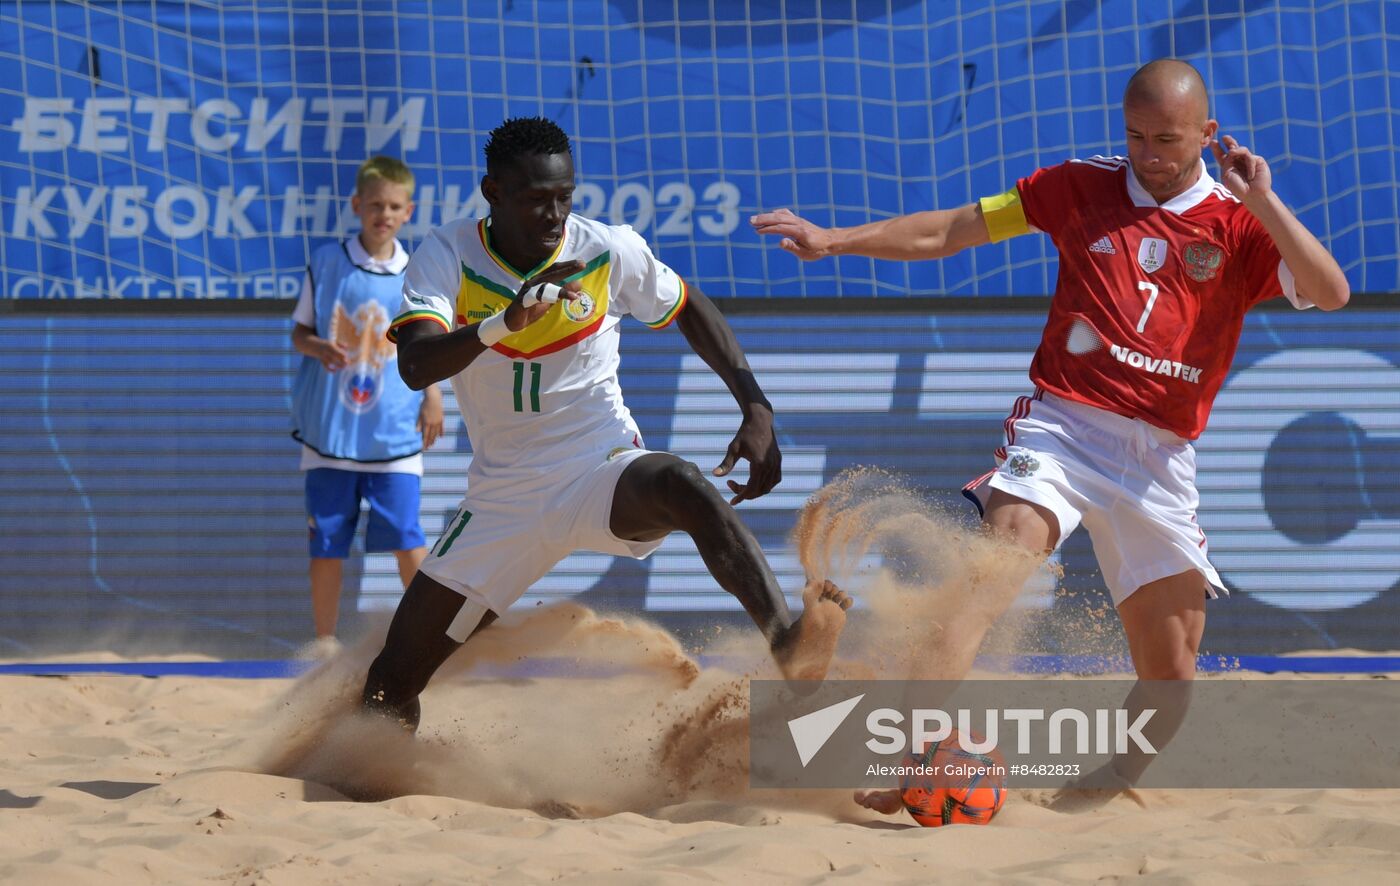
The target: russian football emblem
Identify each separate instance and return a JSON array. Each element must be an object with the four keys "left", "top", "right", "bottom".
[
  {"left": 1183, "top": 242, "right": 1224, "bottom": 282},
  {"left": 331, "top": 300, "right": 394, "bottom": 415},
  {"left": 564, "top": 291, "right": 596, "bottom": 323},
  {"left": 1137, "top": 238, "right": 1168, "bottom": 274},
  {"left": 340, "top": 364, "right": 380, "bottom": 413},
  {"left": 1006, "top": 453, "right": 1041, "bottom": 478}
]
